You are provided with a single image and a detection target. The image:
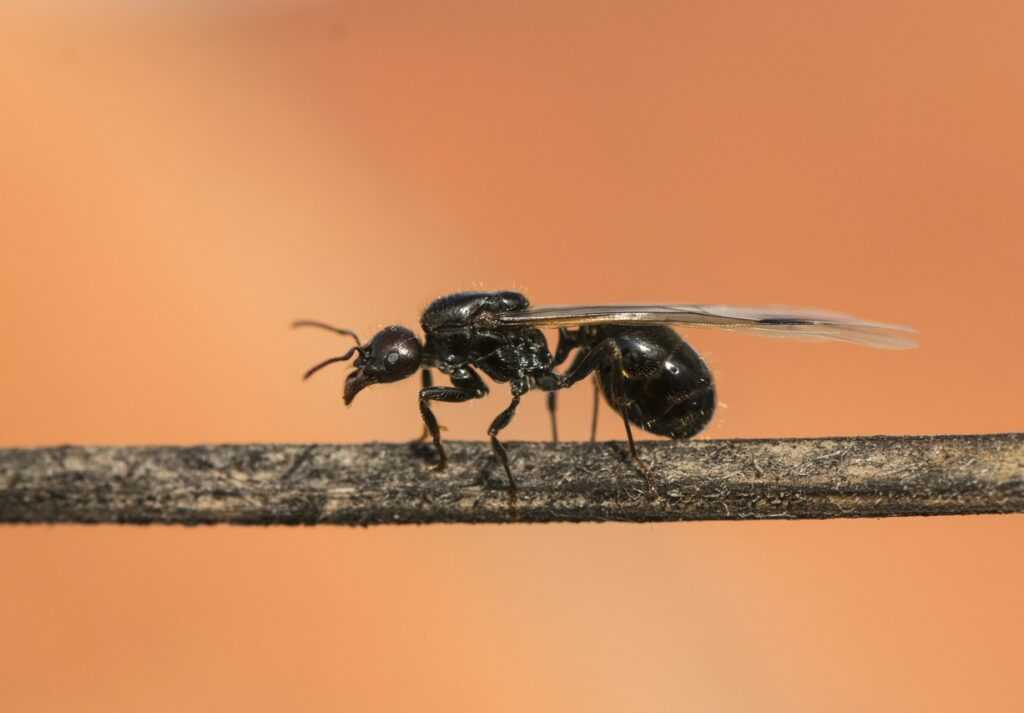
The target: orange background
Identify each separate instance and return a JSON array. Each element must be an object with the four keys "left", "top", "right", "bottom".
[{"left": 2, "top": 2, "right": 1023, "bottom": 711}]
